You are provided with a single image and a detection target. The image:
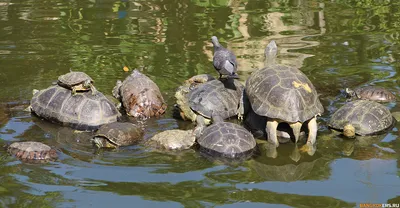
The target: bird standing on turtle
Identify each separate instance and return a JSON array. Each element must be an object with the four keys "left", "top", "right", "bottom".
[
  {"left": 211, "top": 36, "right": 239, "bottom": 79},
  {"left": 57, "top": 70, "right": 97, "bottom": 96},
  {"left": 244, "top": 40, "right": 324, "bottom": 147}
]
